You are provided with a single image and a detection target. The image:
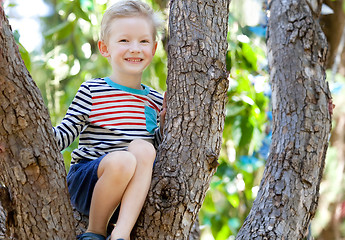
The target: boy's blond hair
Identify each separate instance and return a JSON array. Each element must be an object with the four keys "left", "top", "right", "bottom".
[{"left": 100, "top": 0, "right": 162, "bottom": 42}]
